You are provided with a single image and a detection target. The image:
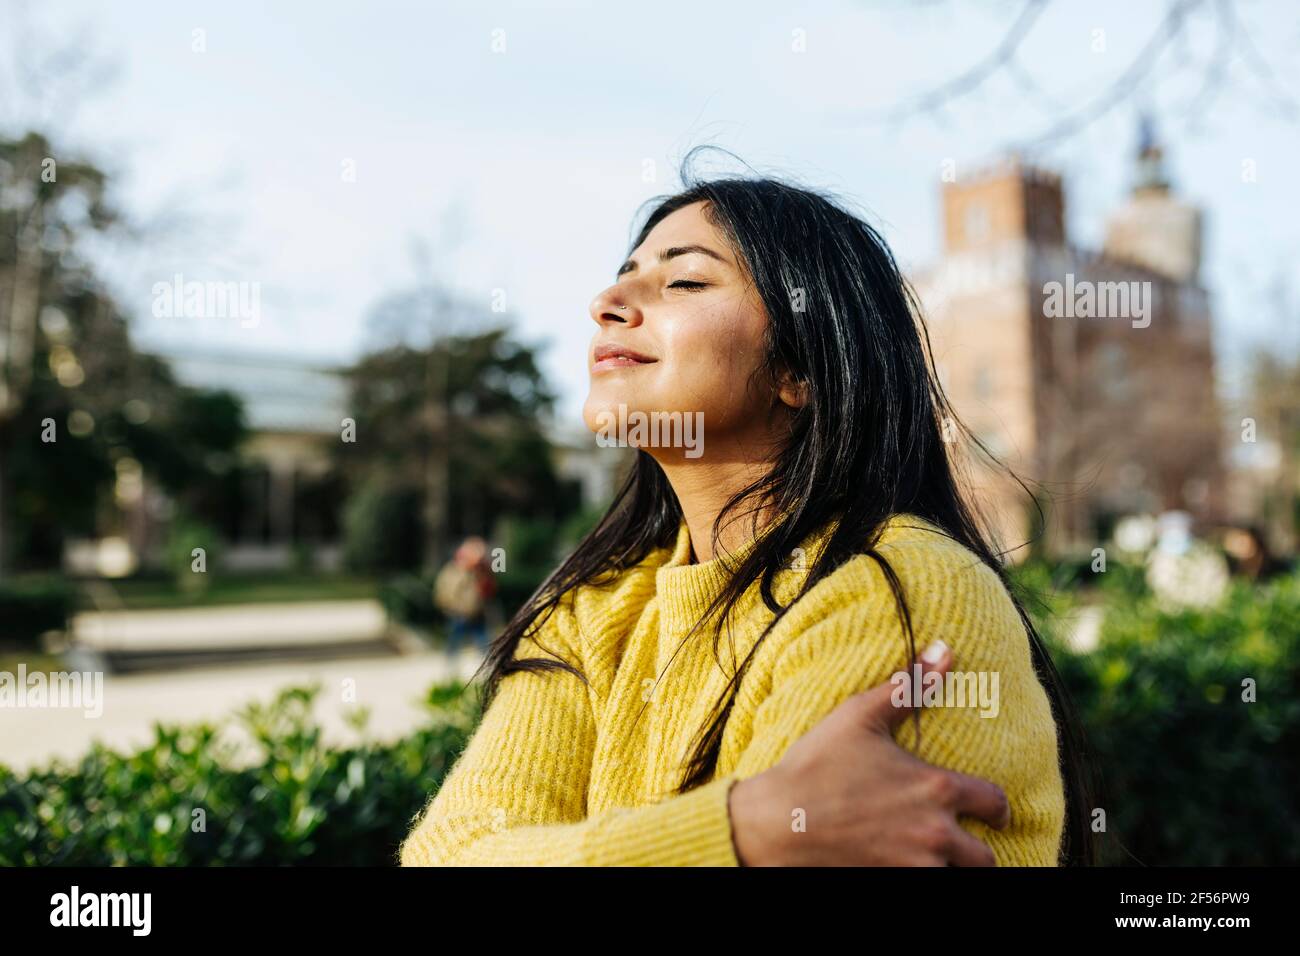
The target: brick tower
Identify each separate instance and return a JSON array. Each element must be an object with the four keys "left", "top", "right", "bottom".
[{"left": 913, "top": 132, "right": 1222, "bottom": 558}]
